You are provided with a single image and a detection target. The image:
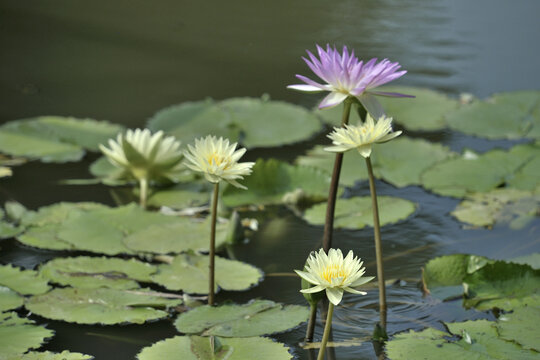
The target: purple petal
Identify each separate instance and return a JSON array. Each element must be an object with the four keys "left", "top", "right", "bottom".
[{"left": 359, "top": 93, "right": 385, "bottom": 118}]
